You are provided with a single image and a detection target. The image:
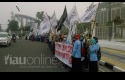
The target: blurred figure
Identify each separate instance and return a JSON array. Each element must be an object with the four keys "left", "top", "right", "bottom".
[
  {"left": 25, "top": 34, "right": 28, "bottom": 40},
  {"left": 71, "top": 34, "right": 82, "bottom": 72},
  {"left": 63, "top": 35, "right": 70, "bottom": 44},
  {"left": 48, "top": 33, "right": 52, "bottom": 48},
  {"left": 80, "top": 35, "right": 85, "bottom": 71},
  {"left": 93, "top": 37, "right": 101, "bottom": 61},
  {"left": 80, "top": 35, "right": 85, "bottom": 57},
  {"left": 82, "top": 34, "right": 90, "bottom": 71},
  {"left": 12, "top": 33, "right": 16, "bottom": 43},
  {"left": 88, "top": 38, "right": 99, "bottom": 72}
]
